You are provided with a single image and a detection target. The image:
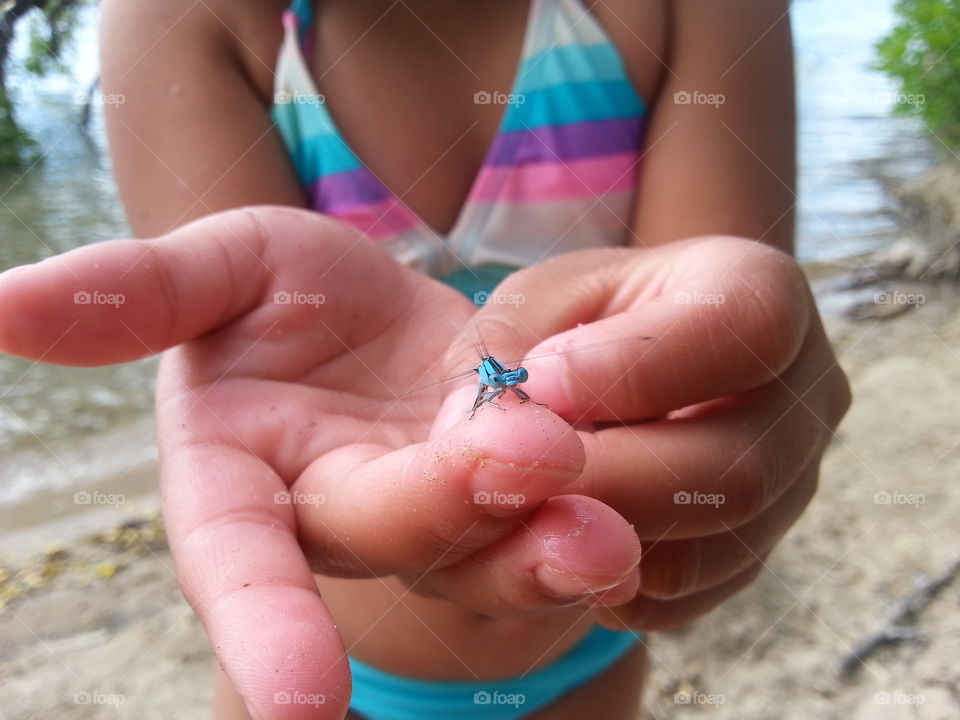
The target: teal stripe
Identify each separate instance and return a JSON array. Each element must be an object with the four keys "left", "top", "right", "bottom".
[
  {"left": 297, "top": 134, "right": 363, "bottom": 176},
  {"left": 514, "top": 43, "right": 633, "bottom": 94},
  {"left": 290, "top": 0, "right": 312, "bottom": 30},
  {"left": 347, "top": 626, "right": 640, "bottom": 720},
  {"left": 438, "top": 264, "right": 518, "bottom": 303},
  {"left": 271, "top": 103, "right": 363, "bottom": 183},
  {"left": 502, "top": 78, "right": 645, "bottom": 132},
  {"left": 271, "top": 102, "right": 298, "bottom": 145},
  {"left": 273, "top": 95, "right": 339, "bottom": 140}
]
